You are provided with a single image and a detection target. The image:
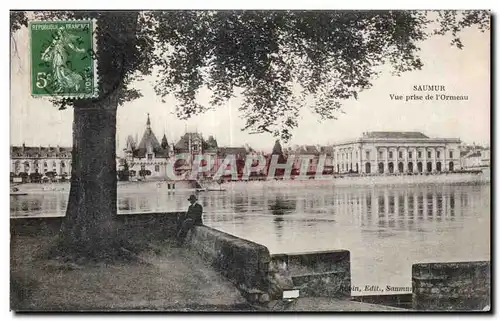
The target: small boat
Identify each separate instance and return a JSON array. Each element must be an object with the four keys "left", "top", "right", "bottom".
[
  {"left": 206, "top": 187, "right": 227, "bottom": 192},
  {"left": 10, "top": 187, "right": 27, "bottom": 196},
  {"left": 10, "top": 192, "right": 28, "bottom": 196},
  {"left": 198, "top": 177, "right": 227, "bottom": 192},
  {"left": 164, "top": 179, "right": 208, "bottom": 192}
]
